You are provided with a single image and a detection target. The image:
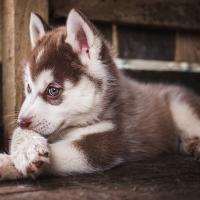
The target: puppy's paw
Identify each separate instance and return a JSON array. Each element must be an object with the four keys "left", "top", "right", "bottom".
[
  {"left": 12, "top": 130, "right": 49, "bottom": 176},
  {"left": 26, "top": 146, "right": 49, "bottom": 176},
  {"left": 181, "top": 137, "right": 200, "bottom": 161},
  {"left": 0, "top": 154, "right": 20, "bottom": 180}
]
